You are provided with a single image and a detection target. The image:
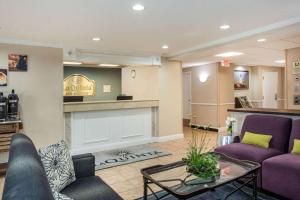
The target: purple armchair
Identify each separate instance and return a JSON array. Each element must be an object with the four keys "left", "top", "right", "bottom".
[
  {"left": 215, "top": 115, "right": 292, "bottom": 187},
  {"left": 262, "top": 119, "right": 300, "bottom": 200}
]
